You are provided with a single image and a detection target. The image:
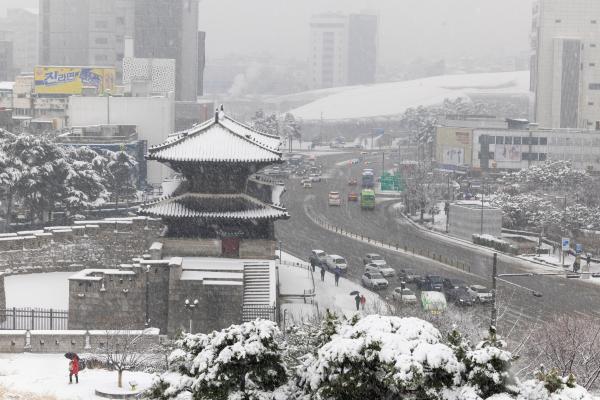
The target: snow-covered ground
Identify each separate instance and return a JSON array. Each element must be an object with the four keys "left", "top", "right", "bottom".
[
  {"left": 0, "top": 353, "right": 153, "bottom": 399},
  {"left": 278, "top": 251, "right": 382, "bottom": 322},
  {"left": 5, "top": 272, "right": 71, "bottom": 309},
  {"left": 288, "top": 71, "right": 529, "bottom": 121}
]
